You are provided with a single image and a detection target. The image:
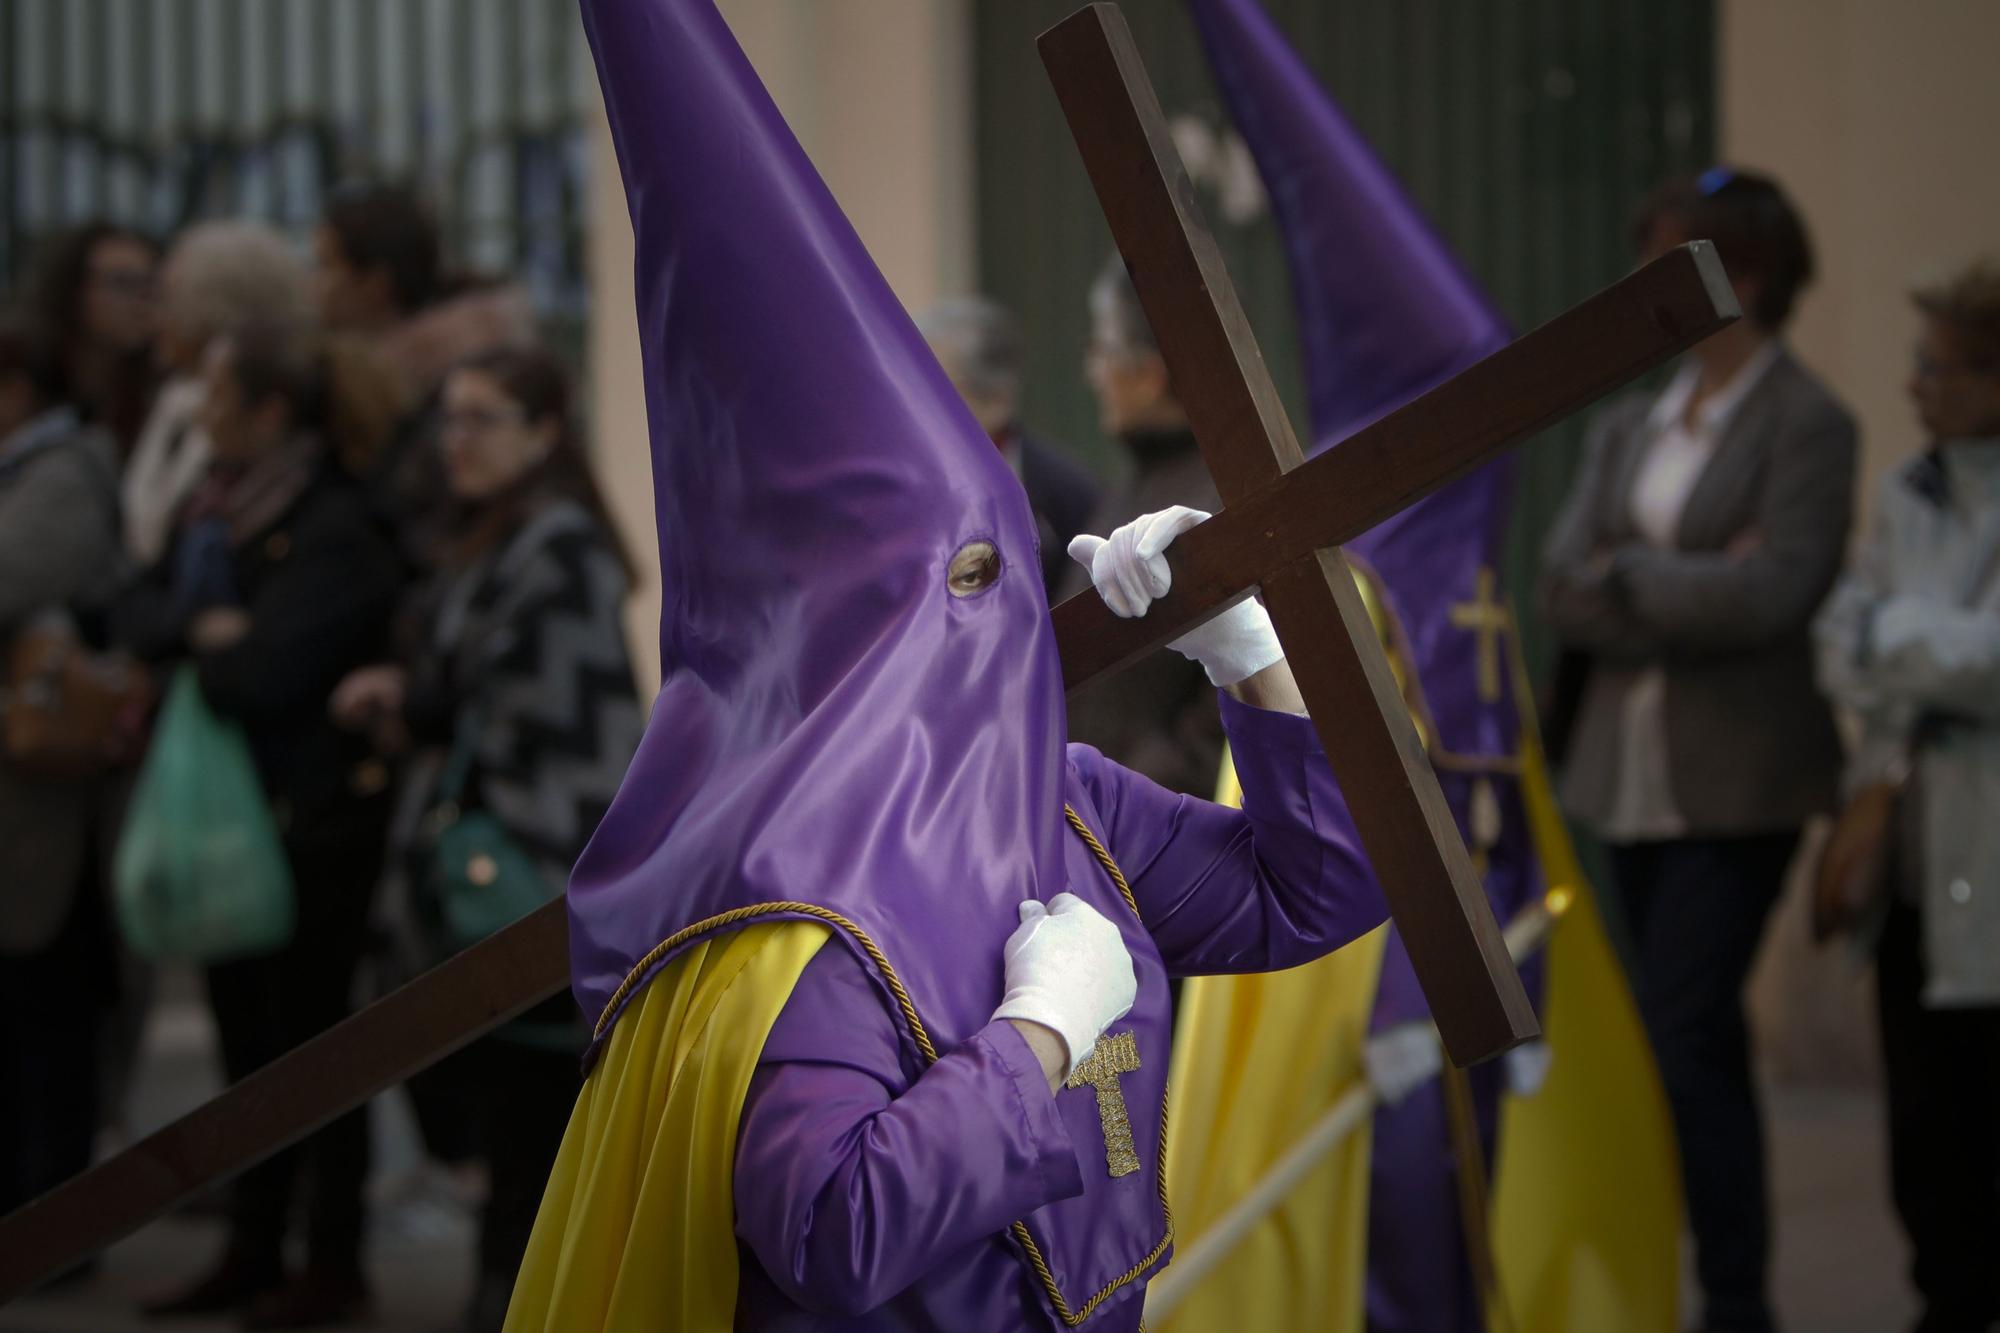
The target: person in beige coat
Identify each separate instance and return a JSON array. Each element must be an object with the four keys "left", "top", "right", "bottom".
[{"left": 1814, "top": 258, "right": 2000, "bottom": 1333}]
